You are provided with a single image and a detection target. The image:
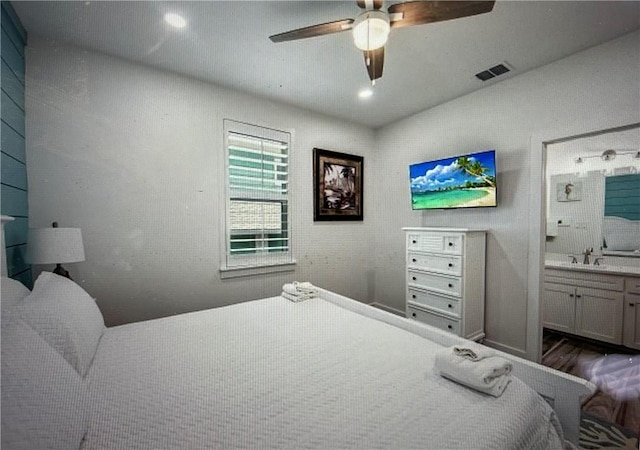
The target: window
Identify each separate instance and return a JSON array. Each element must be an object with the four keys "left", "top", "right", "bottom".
[{"left": 221, "top": 120, "right": 293, "bottom": 276}]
